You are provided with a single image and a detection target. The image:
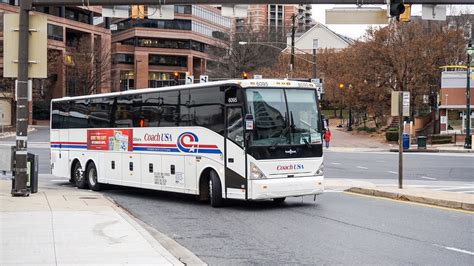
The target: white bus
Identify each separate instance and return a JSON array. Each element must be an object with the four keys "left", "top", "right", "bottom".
[{"left": 50, "top": 79, "right": 324, "bottom": 207}]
